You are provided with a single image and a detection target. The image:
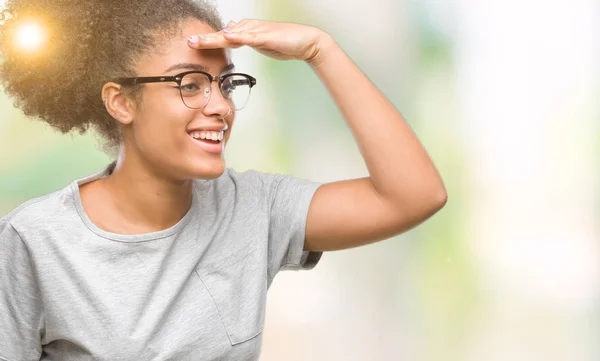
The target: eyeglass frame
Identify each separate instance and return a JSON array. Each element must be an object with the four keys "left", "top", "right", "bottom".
[{"left": 113, "top": 71, "right": 257, "bottom": 110}]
